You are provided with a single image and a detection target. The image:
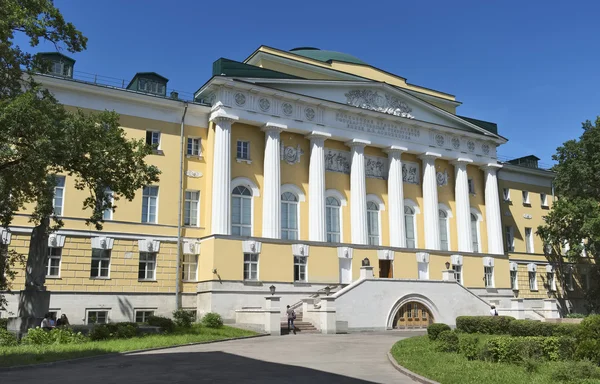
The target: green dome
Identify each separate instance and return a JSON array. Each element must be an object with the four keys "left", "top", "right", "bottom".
[{"left": 289, "top": 47, "right": 368, "bottom": 65}]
